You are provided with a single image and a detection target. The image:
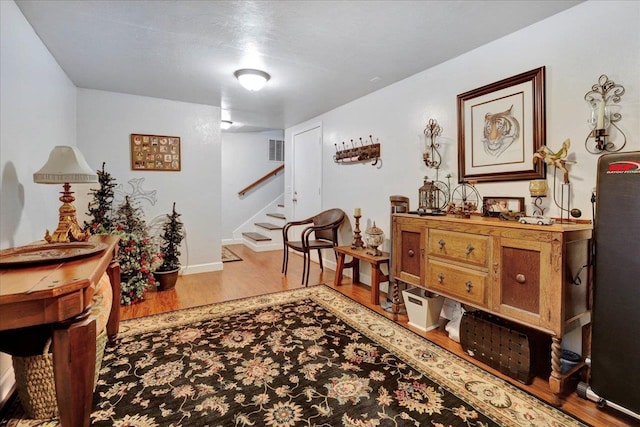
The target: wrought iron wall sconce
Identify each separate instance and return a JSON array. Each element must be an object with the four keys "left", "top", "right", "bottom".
[
  {"left": 423, "top": 118, "right": 442, "bottom": 168},
  {"left": 584, "top": 74, "right": 626, "bottom": 154},
  {"left": 334, "top": 135, "right": 380, "bottom": 166}
]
